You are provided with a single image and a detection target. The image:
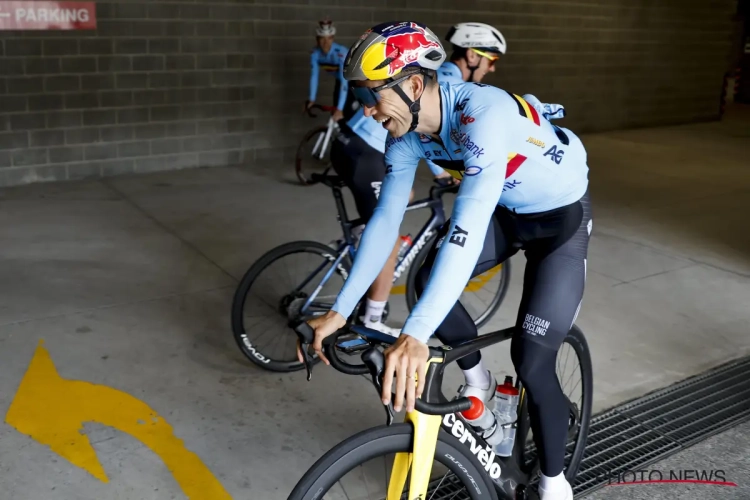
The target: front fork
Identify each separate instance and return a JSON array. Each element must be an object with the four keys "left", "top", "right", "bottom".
[{"left": 387, "top": 410, "right": 442, "bottom": 500}]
